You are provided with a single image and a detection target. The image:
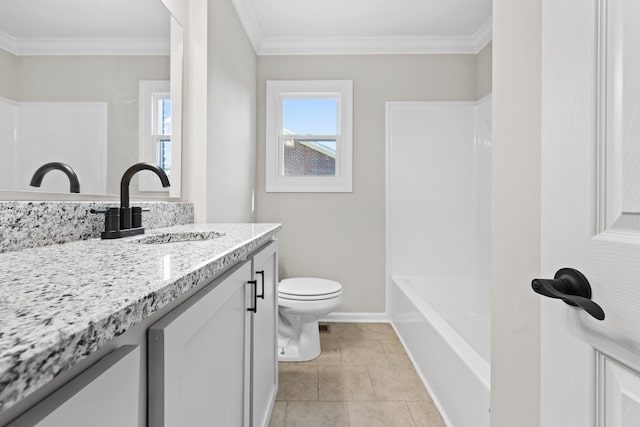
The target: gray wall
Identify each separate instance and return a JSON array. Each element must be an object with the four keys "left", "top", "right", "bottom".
[
  {"left": 476, "top": 42, "right": 493, "bottom": 99},
  {"left": 0, "top": 49, "right": 17, "bottom": 99},
  {"left": 256, "top": 54, "right": 489, "bottom": 313},
  {"left": 0, "top": 52, "right": 169, "bottom": 196},
  {"left": 205, "top": 0, "right": 256, "bottom": 222}
]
